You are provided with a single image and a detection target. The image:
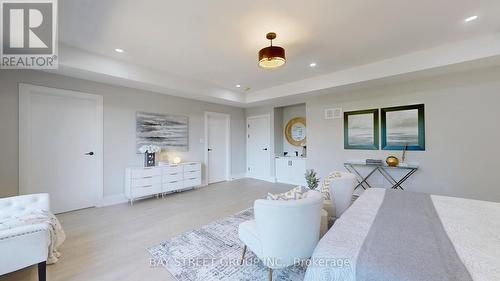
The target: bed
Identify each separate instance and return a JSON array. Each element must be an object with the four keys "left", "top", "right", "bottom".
[{"left": 304, "top": 188, "right": 500, "bottom": 281}]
